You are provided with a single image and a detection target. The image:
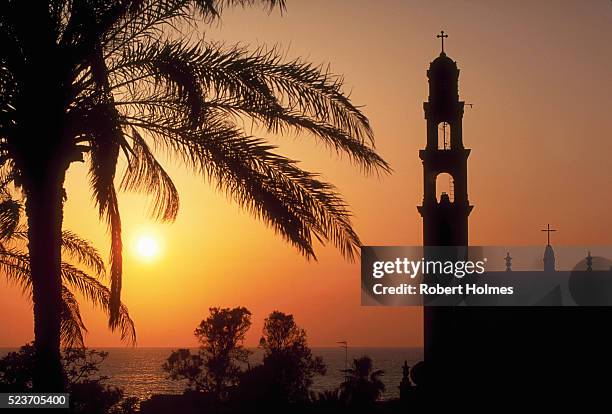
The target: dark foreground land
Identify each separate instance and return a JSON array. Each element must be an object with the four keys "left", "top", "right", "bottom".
[{"left": 139, "top": 393, "right": 410, "bottom": 414}]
